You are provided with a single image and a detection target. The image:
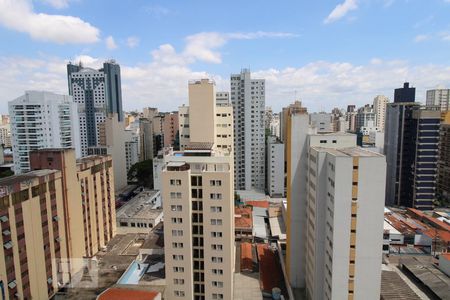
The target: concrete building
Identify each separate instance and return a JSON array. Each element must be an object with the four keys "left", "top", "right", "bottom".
[
  {"left": 265, "top": 106, "right": 273, "bottom": 130},
  {"left": 125, "top": 129, "right": 140, "bottom": 172},
  {"left": 437, "top": 112, "right": 450, "bottom": 204},
  {"left": 309, "top": 112, "right": 333, "bottom": 133},
  {"left": 0, "top": 124, "right": 11, "bottom": 148},
  {"left": 162, "top": 78, "right": 234, "bottom": 300},
  {"left": 305, "top": 145, "right": 386, "bottom": 300},
  {"left": 67, "top": 60, "right": 123, "bottom": 156},
  {"left": 29, "top": 149, "right": 116, "bottom": 257},
  {"left": 270, "top": 113, "right": 281, "bottom": 138},
  {"left": 355, "top": 105, "right": 375, "bottom": 134},
  {"left": 0, "top": 169, "right": 76, "bottom": 299},
  {"left": 384, "top": 83, "right": 420, "bottom": 208},
  {"left": 116, "top": 190, "right": 162, "bottom": 234},
  {"left": 266, "top": 136, "right": 284, "bottom": 197},
  {"left": 280, "top": 101, "right": 307, "bottom": 144},
  {"left": 231, "top": 69, "right": 265, "bottom": 191},
  {"left": 373, "top": 95, "right": 389, "bottom": 132},
  {"left": 426, "top": 89, "right": 450, "bottom": 111},
  {"left": 178, "top": 80, "right": 233, "bottom": 153},
  {"left": 88, "top": 113, "right": 128, "bottom": 191},
  {"left": 9, "top": 91, "right": 80, "bottom": 174},
  {"left": 216, "top": 92, "right": 229, "bottom": 106}
]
